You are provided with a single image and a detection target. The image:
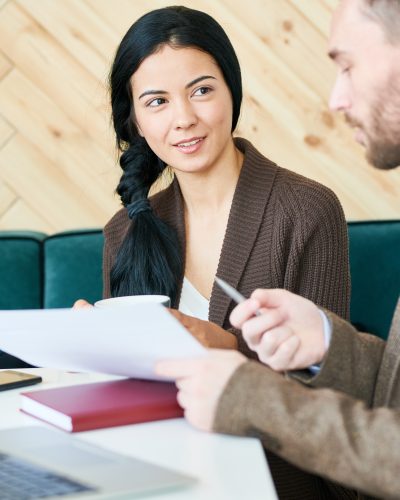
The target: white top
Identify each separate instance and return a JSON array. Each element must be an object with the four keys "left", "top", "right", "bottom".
[{"left": 179, "top": 277, "right": 209, "bottom": 320}]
